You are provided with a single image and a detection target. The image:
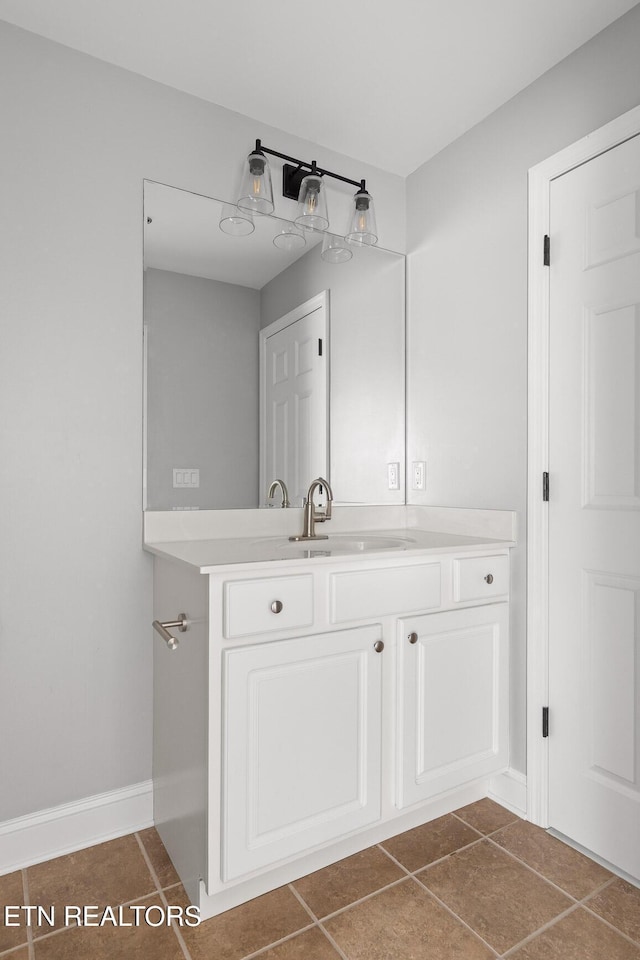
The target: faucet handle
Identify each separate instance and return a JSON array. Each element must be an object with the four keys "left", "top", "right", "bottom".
[{"left": 316, "top": 477, "right": 333, "bottom": 520}]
